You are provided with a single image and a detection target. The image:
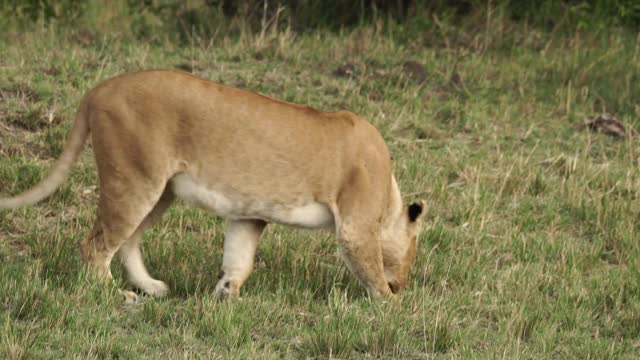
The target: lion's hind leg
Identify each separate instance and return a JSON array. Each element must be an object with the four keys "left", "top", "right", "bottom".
[
  {"left": 117, "top": 189, "right": 174, "bottom": 297},
  {"left": 79, "top": 176, "right": 170, "bottom": 300}
]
